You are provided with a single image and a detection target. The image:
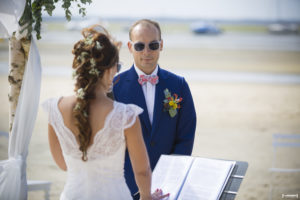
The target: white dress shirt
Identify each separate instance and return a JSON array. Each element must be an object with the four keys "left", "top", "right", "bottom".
[{"left": 134, "top": 64, "right": 158, "bottom": 124}]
